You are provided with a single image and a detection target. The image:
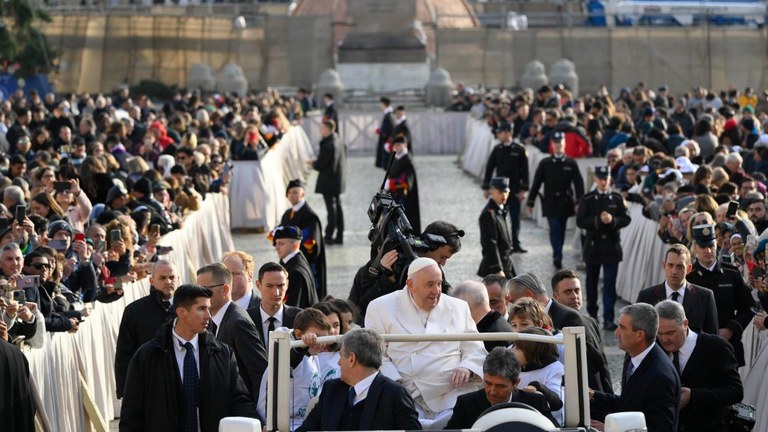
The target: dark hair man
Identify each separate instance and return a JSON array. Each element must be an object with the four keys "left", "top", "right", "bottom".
[{"left": 120, "top": 284, "right": 259, "bottom": 431}]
